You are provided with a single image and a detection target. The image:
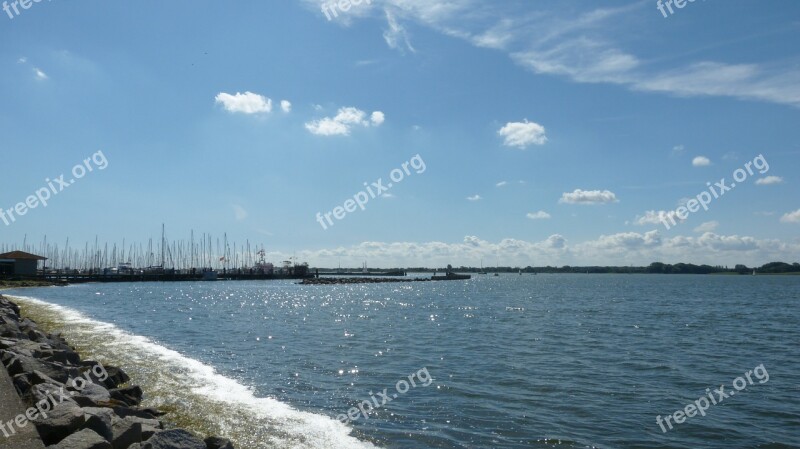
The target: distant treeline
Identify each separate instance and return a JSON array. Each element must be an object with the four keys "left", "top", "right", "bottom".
[{"left": 392, "top": 262, "right": 800, "bottom": 275}]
